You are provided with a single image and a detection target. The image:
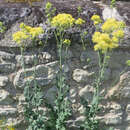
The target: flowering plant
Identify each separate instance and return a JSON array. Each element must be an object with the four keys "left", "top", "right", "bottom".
[
  {"left": 51, "top": 13, "right": 75, "bottom": 30},
  {"left": 92, "top": 16, "right": 125, "bottom": 53},
  {"left": 13, "top": 23, "right": 44, "bottom": 46}
]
